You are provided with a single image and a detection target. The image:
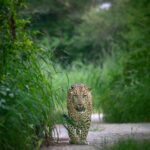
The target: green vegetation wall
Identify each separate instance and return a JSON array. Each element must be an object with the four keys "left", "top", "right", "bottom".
[
  {"left": 0, "top": 1, "right": 58, "bottom": 149},
  {"left": 100, "top": 49, "right": 150, "bottom": 122},
  {"left": 99, "top": 0, "right": 150, "bottom": 122}
]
